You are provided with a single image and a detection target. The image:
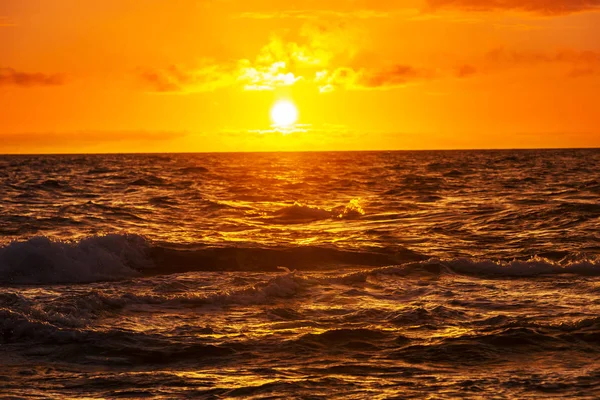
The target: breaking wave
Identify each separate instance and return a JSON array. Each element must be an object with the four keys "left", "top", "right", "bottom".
[
  {"left": 268, "top": 199, "right": 365, "bottom": 224},
  {"left": 0, "top": 234, "right": 153, "bottom": 284},
  {"left": 1, "top": 234, "right": 600, "bottom": 285}
]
